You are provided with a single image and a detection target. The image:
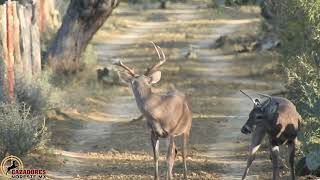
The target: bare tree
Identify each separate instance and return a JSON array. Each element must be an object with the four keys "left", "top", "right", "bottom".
[{"left": 45, "top": 0, "right": 119, "bottom": 74}]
